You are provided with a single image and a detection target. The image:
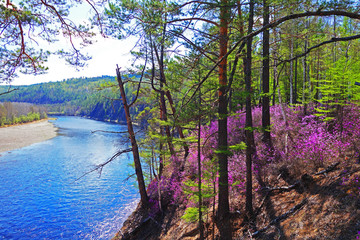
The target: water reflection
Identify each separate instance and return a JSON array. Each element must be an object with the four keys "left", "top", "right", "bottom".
[{"left": 0, "top": 116, "right": 139, "bottom": 239}]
